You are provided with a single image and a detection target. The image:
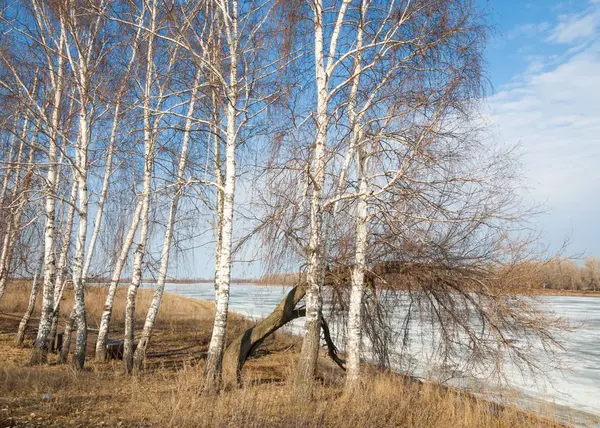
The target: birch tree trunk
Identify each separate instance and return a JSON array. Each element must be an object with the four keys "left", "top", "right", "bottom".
[
  {"left": 294, "top": 0, "right": 330, "bottom": 399},
  {"left": 45, "top": 98, "right": 77, "bottom": 350},
  {"left": 89, "top": 19, "right": 143, "bottom": 362},
  {"left": 95, "top": 199, "right": 142, "bottom": 361},
  {"left": 203, "top": 0, "right": 238, "bottom": 393},
  {"left": 15, "top": 243, "right": 45, "bottom": 346},
  {"left": 57, "top": 307, "right": 75, "bottom": 364},
  {"left": 81, "top": 105, "right": 117, "bottom": 280},
  {"left": 294, "top": 0, "right": 354, "bottom": 399},
  {"left": 132, "top": 70, "right": 200, "bottom": 371},
  {"left": 71, "top": 92, "right": 90, "bottom": 370},
  {"left": 30, "top": 25, "right": 66, "bottom": 365},
  {"left": 212, "top": 87, "right": 224, "bottom": 299},
  {"left": 346, "top": 149, "right": 368, "bottom": 388},
  {"left": 10, "top": 122, "right": 43, "bottom": 340},
  {"left": 343, "top": 1, "right": 367, "bottom": 389},
  {"left": 48, "top": 177, "right": 78, "bottom": 348},
  {"left": 123, "top": 0, "right": 157, "bottom": 374}
]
